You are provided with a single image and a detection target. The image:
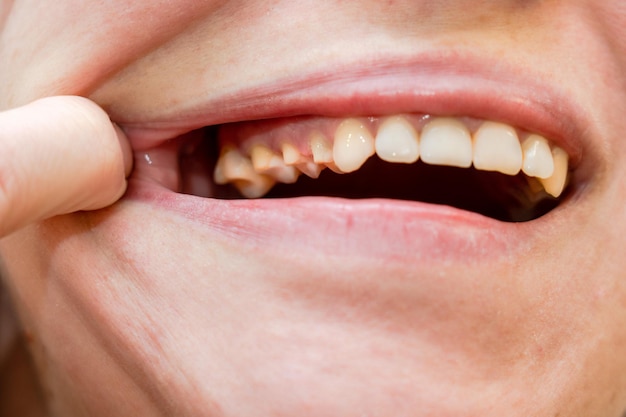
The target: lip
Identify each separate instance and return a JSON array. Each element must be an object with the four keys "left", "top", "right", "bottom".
[
  {"left": 119, "top": 53, "right": 589, "bottom": 167},
  {"left": 119, "top": 51, "right": 593, "bottom": 262}
]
